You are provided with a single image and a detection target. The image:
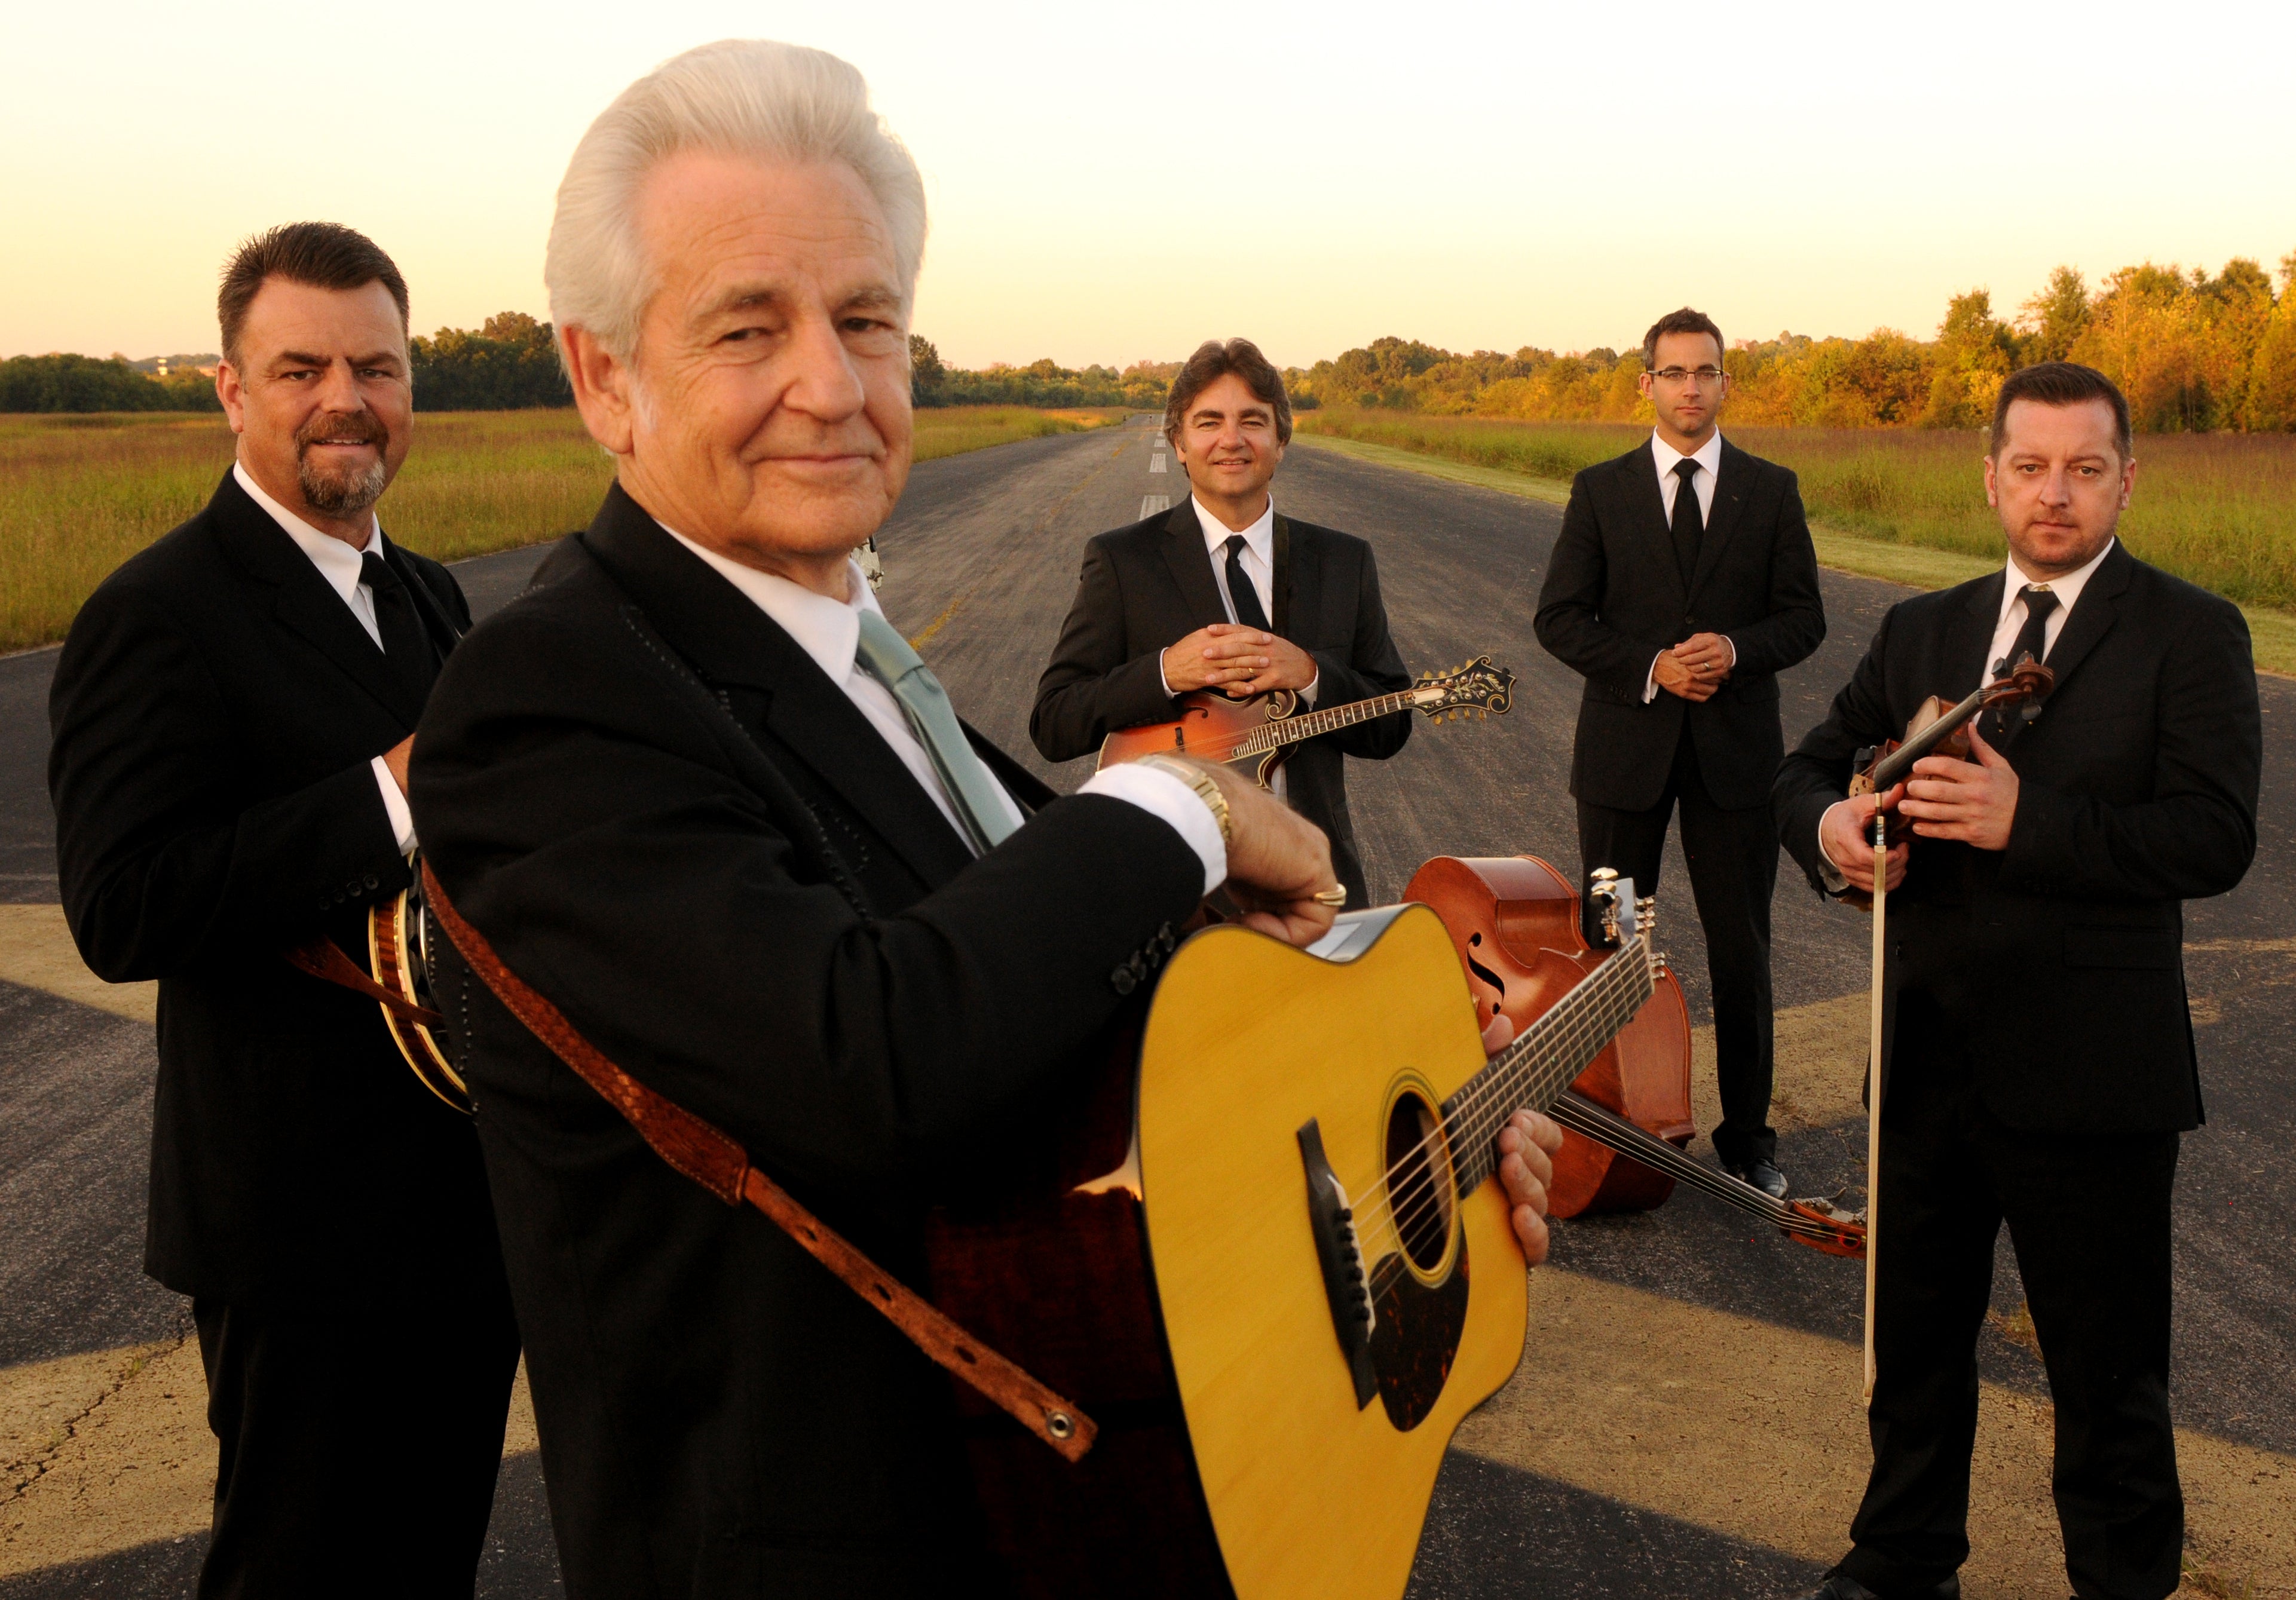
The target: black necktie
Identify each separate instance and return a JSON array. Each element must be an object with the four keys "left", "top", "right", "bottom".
[
  {"left": 1670, "top": 459, "right": 1703, "bottom": 586},
  {"left": 1223, "top": 535, "right": 1272, "bottom": 631},
  {"left": 361, "top": 550, "right": 440, "bottom": 706},
  {"left": 1984, "top": 584, "right": 2059, "bottom": 744}
]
